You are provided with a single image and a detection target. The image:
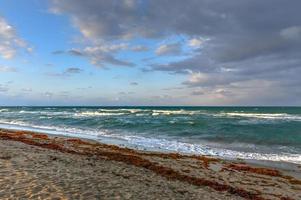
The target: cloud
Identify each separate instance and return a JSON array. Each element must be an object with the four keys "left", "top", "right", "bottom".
[
  {"left": 0, "top": 65, "right": 17, "bottom": 72},
  {"left": 76, "top": 86, "right": 92, "bottom": 90},
  {"left": 191, "top": 90, "right": 204, "bottom": 96},
  {"left": 52, "top": 50, "right": 64, "bottom": 55},
  {"left": 130, "top": 82, "right": 138, "bottom": 86},
  {"left": 131, "top": 45, "right": 149, "bottom": 52},
  {"left": 58, "top": 91, "right": 70, "bottom": 98},
  {"left": 155, "top": 43, "right": 182, "bottom": 56},
  {"left": 0, "top": 16, "right": 30, "bottom": 59},
  {"left": 47, "top": 67, "right": 83, "bottom": 77},
  {"left": 83, "top": 45, "right": 135, "bottom": 67},
  {"left": 21, "top": 88, "right": 32, "bottom": 93},
  {"left": 280, "top": 26, "right": 301, "bottom": 40},
  {"left": 187, "top": 38, "right": 204, "bottom": 48},
  {"left": 65, "top": 67, "right": 82, "bottom": 74},
  {"left": 53, "top": 44, "right": 135, "bottom": 67},
  {"left": 0, "top": 84, "right": 8, "bottom": 92},
  {"left": 43, "top": 92, "right": 53, "bottom": 98},
  {"left": 67, "top": 49, "right": 84, "bottom": 56},
  {"left": 45, "top": 63, "right": 54, "bottom": 67},
  {"left": 49, "top": 0, "right": 301, "bottom": 104}
]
